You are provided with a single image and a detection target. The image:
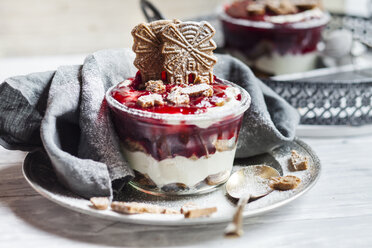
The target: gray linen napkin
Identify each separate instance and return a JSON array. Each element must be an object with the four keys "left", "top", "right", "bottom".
[{"left": 0, "top": 48, "right": 299, "bottom": 199}]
